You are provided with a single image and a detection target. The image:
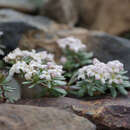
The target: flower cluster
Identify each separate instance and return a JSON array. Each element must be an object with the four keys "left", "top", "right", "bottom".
[
  {"left": 4, "top": 48, "right": 67, "bottom": 97},
  {"left": 69, "top": 58, "right": 130, "bottom": 97},
  {"left": 9, "top": 61, "right": 63, "bottom": 81},
  {"left": 57, "top": 37, "right": 86, "bottom": 53},
  {"left": 57, "top": 37, "right": 93, "bottom": 79},
  {"left": 4, "top": 48, "right": 54, "bottom": 64},
  {"left": 78, "top": 58, "right": 124, "bottom": 84}
]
